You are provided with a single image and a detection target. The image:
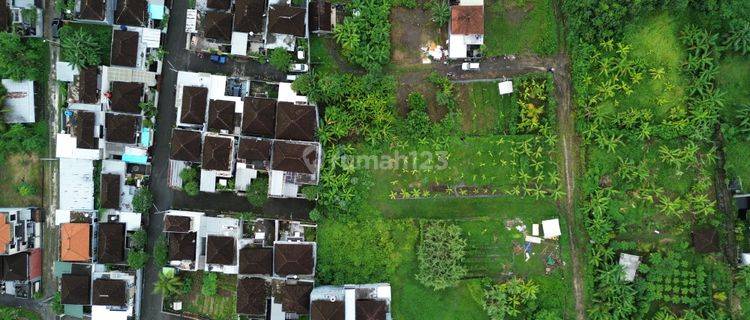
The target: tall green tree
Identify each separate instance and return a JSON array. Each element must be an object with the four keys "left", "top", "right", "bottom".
[
  {"left": 153, "top": 272, "right": 183, "bottom": 296},
  {"left": 0, "top": 33, "right": 47, "bottom": 81}
]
